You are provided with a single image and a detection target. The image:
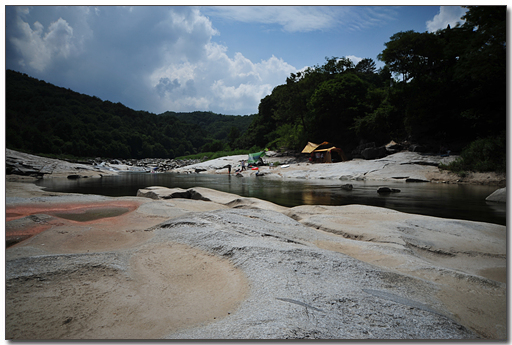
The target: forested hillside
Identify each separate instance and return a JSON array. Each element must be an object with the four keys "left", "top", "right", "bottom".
[
  {"left": 163, "top": 111, "right": 254, "bottom": 152},
  {"left": 243, "top": 6, "right": 505, "bottom": 168},
  {"left": 6, "top": 71, "right": 252, "bottom": 159}
]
